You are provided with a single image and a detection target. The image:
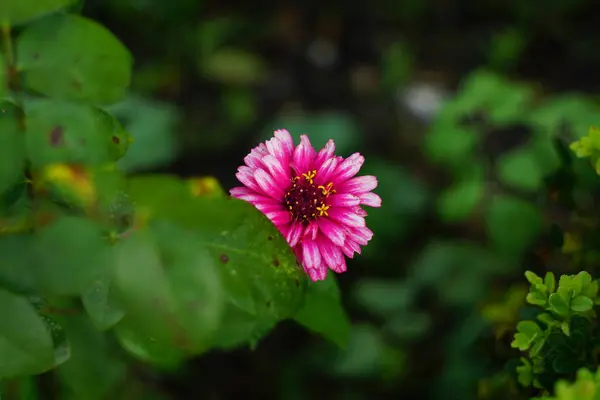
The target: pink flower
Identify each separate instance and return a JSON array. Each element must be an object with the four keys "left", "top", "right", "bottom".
[{"left": 230, "top": 129, "right": 382, "bottom": 281}]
